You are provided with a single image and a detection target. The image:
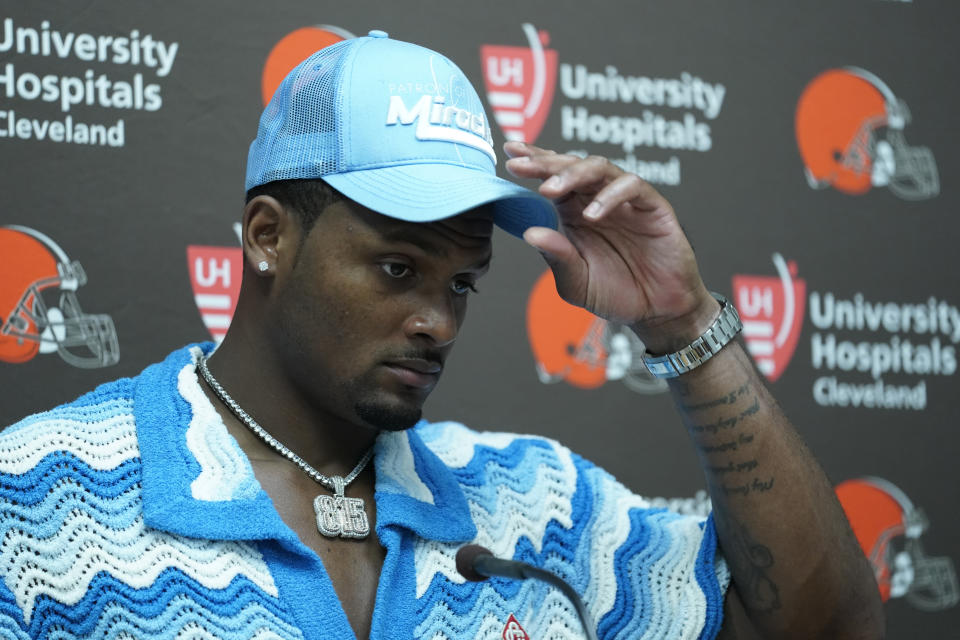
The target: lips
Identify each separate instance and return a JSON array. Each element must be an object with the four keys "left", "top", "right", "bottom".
[
  {"left": 383, "top": 358, "right": 443, "bottom": 389},
  {"left": 388, "top": 358, "right": 442, "bottom": 374}
]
